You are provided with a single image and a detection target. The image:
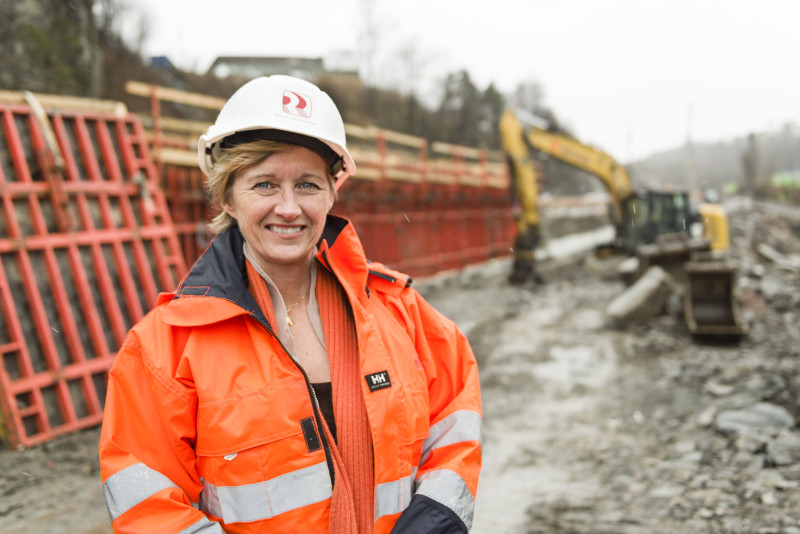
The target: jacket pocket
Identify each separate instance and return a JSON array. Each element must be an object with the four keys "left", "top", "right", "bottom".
[
  {"left": 403, "top": 385, "right": 431, "bottom": 446},
  {"left": 195, "top": 384, "right": 330, "bottom": 490},
  {"left": 195, "top": 394, "right": 332, "bottom": 524}
]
